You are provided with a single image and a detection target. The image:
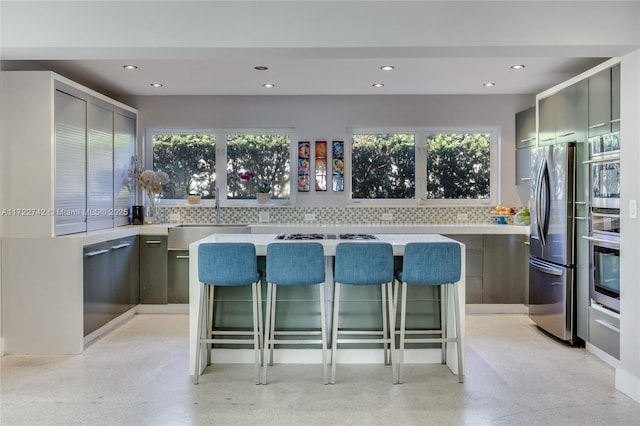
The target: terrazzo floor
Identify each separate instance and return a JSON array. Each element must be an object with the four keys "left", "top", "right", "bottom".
[{"left": 1, "top": 314, "right": 639, "bottom": 425}]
